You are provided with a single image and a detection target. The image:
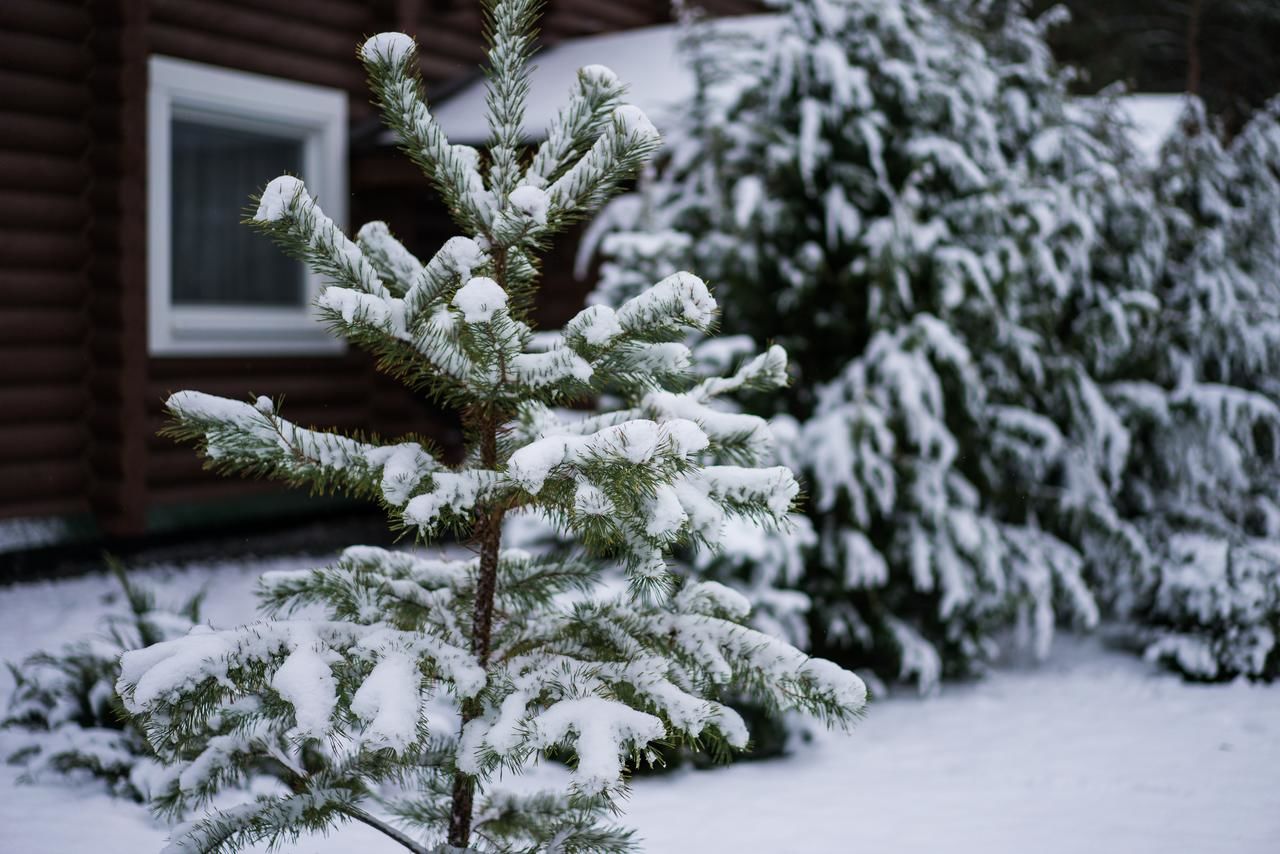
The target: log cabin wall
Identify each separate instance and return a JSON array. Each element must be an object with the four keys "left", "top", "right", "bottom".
[
  {"left": 0, "top": 1, "right": 94, "bottom": 527},
  {"left": 0, "top": 0, "right": 763, "bottom": 542}
]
